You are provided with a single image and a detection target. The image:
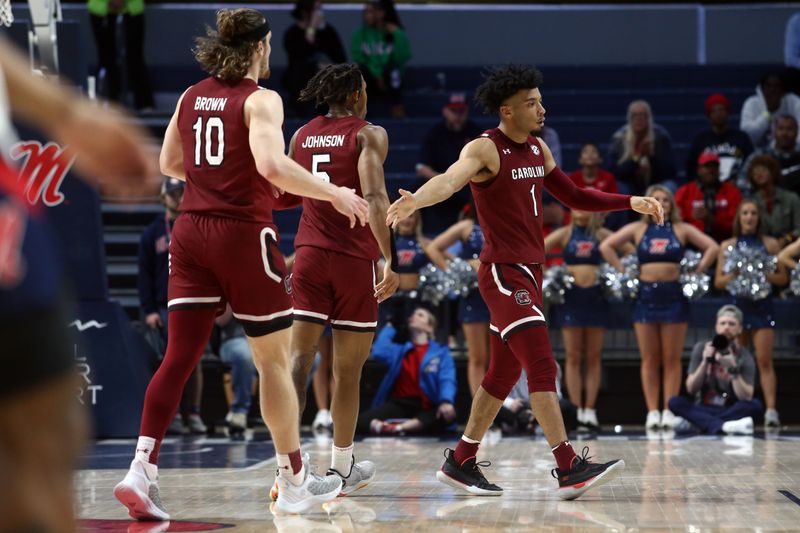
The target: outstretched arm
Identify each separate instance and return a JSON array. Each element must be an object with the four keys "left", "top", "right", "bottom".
[
  {"left": 540, "top": 139, "right": 664, "bottom": 223},
  {"left": 386, "top": 137, "right": 495, "bottom": 228},
  {"left": 357, "top": 125, "right": 399, "bottom": 302},
  {"left": 247, "top": 90, "right": 368, "bottom": 227}
]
